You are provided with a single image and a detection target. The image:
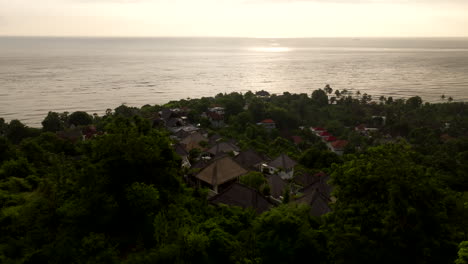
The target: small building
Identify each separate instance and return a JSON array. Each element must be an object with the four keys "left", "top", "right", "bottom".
[
  {"left": 294, "top": 174, "right": 332, "bottom": 217},
  {"left": 257, "top": 119, "right": 276, "bottom": 130},
  {"left": 310, "top": 127, "right": 326, "bottom": 135},
  {"left": 263, "top": 153, "right": 297, "bottom": 180},
  {"left": 209, "top": 183, "right": 274, "bottom": 214},
  {"left": 195, "top": 155, "right": 248, "bottom": 193},
  {"left": 180, "top": 132, "right": 207, "bottom": 152},
  {"left": 328, "top": 140, "right": 348, "bottom": 155},
  {"left": 294, "top": 171, "right": 326, "bottom": 187},
  {"left": 174, "top": 143, "right": 191, "bottom": 168},
  {"left": 234, "top": 149, "right": 268, "bottom": 171},
  {"left": 291, "top": 136, "right": 303, "bottom": 145},
  {"left": 206, "top": 141, "right": 240, "bottom": 157},
  {"left": 267, "top": 174, "right": 288, "bottom": 200}
]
